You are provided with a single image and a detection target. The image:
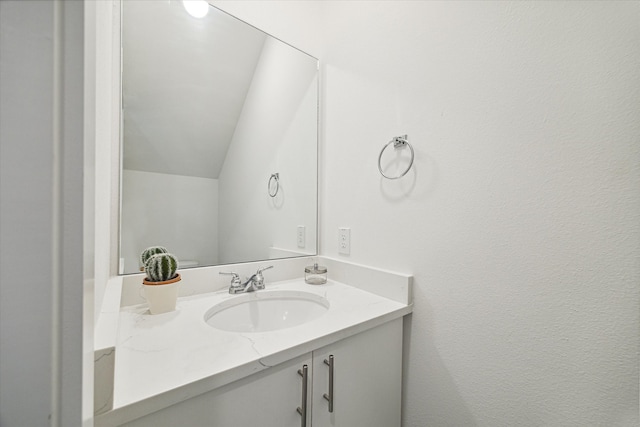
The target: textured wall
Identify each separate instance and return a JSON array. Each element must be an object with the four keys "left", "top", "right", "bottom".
[
  {"left": 319, "top": 2, "right": 640, "bottom": 425},
  {"left": 0, "top": 4, "right": 57, "bottom": 424},
  {"left": 218, "top": 36, "right": 318, "bottom": 264},
  {"left": 217, "top": 1, "right": 640, "bottom": 425},
  {"left": 1, "top": 1, "right": 88, "bottom": 424},
  {"left": 121, "top": 170, "right": 219, "bottom": 272}
]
